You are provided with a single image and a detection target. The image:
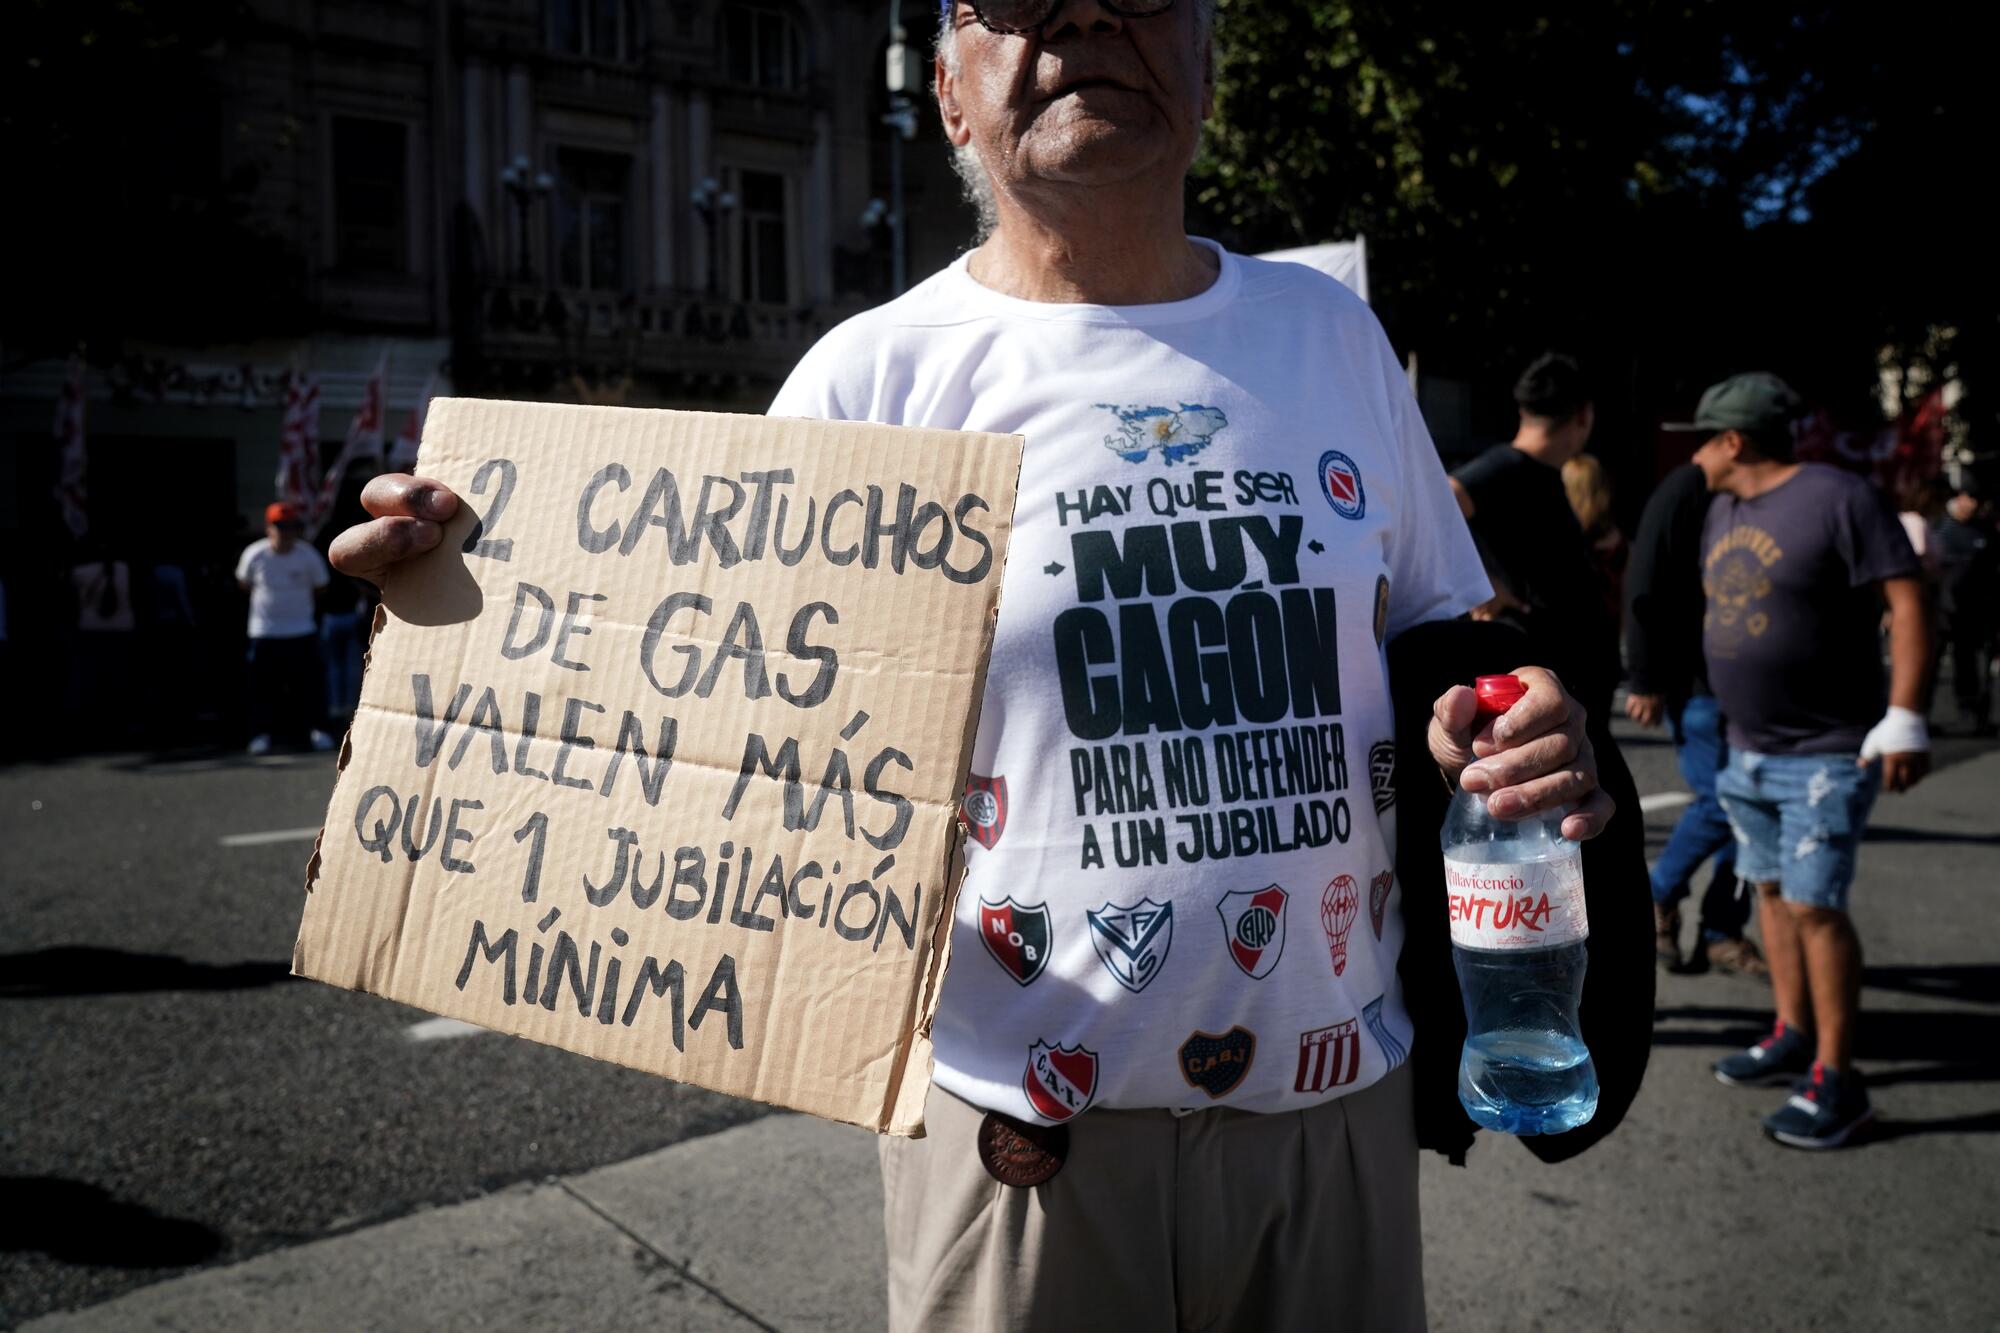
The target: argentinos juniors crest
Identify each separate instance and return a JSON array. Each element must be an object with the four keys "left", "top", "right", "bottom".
[
  {"left": 1024, "top": 1041, "right": 1100, "bottom": 1122},
  {"left": 979, "top": 896, "right": 1051, "bottom": 986},
  {"left": 1217, "top": 885, "right": 1289, "bottom": 979},
  {"left": 1086, "top": 898, "right": 1174, "bottom": 993},
  {"left": 963, "top": 774, "right": 1007, "bottom": 849},
  {"left": 1180, "top": 1027, "right": 1257, "bottom": 1099}
]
